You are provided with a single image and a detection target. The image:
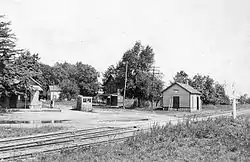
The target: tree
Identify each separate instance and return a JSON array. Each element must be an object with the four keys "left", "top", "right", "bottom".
[
  {"left": 104, "top": 41, "right": 163, "bottom": 107},
  {"left": 102, "top": 65, "right": 116, "bottom": 84},
  {"left": 75, "top": 62, "right": 99, "bottom": 96},
  {"left": 246, "top": 97, "right": 250, "bottom": 104},
  {"left": 172, "top": 70, "right": 191, "bottom": 84},
  {"left": 214, "top": 83, "right": 230, "bottom": 105},
  {"left": 59, "top": 79, "right": 79, "bottom": 100},
  {"left": 0, "top": 16, "right": 23, "bottom": 108},
  {"left": 190, "top": 74, "right": 230, "bottom": 105},
  {"left": 38, "top": 63, "right": 56, "bottom": 88},
  {"left": 0, "top": 16, "right": 18, "bottom": 102},
  {"left": 239, "top": 94, "right": 248, "bottom": 104},
  {"left": 0, "top": 16, "right": 40, "bottom": 108}
]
